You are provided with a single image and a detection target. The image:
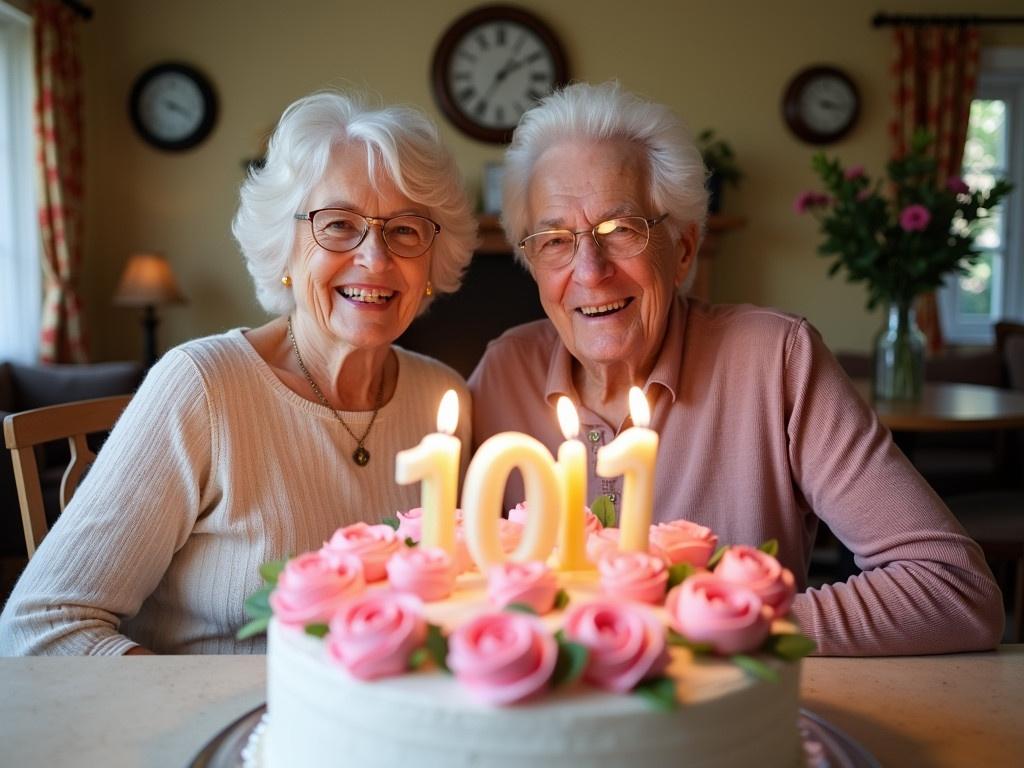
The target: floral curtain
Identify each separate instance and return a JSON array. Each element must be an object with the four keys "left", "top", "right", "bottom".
[
  {"left": 34, "top": 0, "right": 88, "bottom": 363},
  {"left": 889, "top": 25, "right": 980, "bottom": 354}
]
